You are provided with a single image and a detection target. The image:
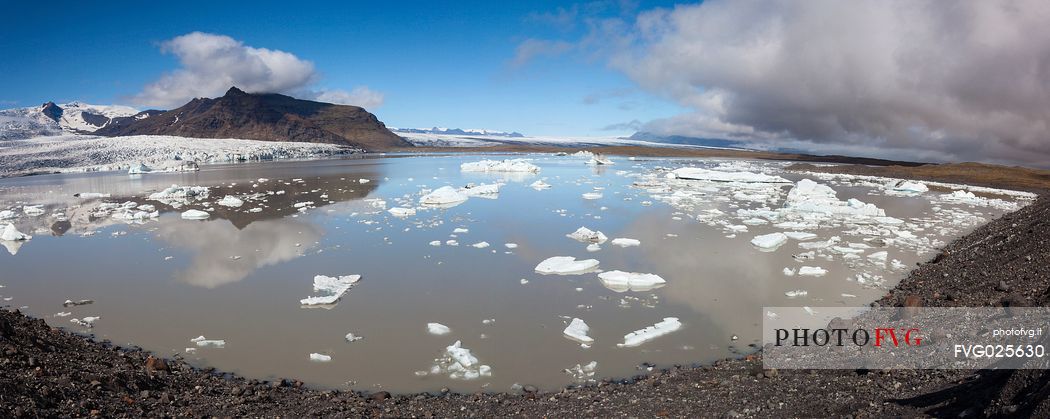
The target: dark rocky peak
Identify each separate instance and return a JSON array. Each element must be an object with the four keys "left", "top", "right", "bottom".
[{"left": 40, "top": 102, "right": 63, "bottom": 122}]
